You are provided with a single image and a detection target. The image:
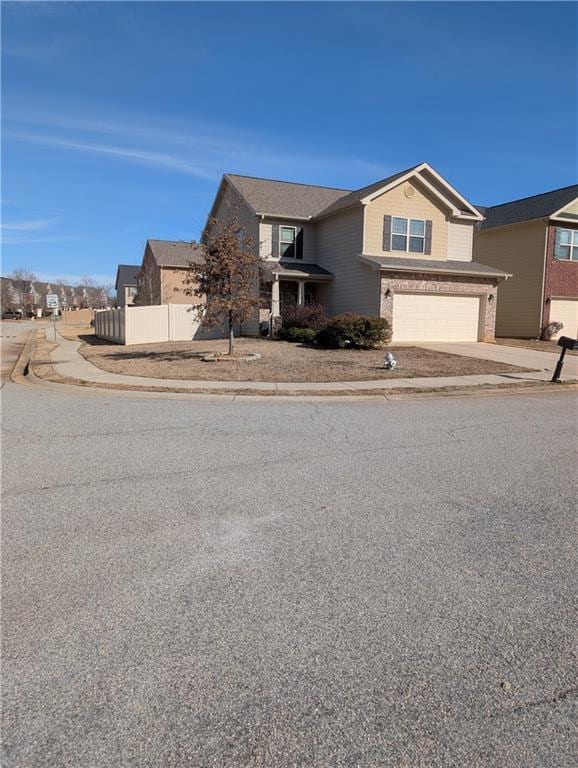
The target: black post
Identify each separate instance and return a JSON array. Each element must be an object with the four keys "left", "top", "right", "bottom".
[{"left": 551, "top": 346, "right": 567, "bottom": 383}]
